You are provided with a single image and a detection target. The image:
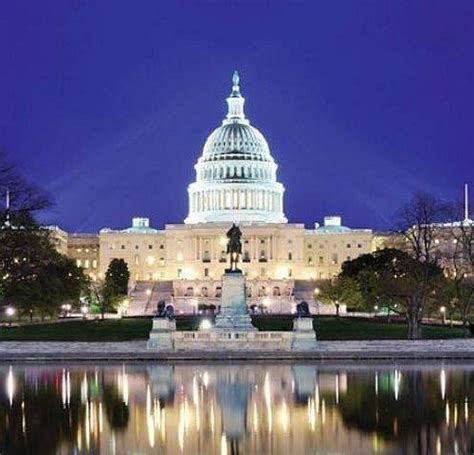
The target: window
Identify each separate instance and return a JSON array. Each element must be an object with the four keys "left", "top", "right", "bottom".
[
  {"left": 260, "top": 239, "right": 265, "bottom": 244},
  {"left": 135, "top": 255, "right": 139, "bottom": 265},
  {"left": 135, "top": 245, "right": 139, "bottom": 250},
  {"left": 203, "top": 250, "right": 211, "bottom": 262},
  {"left": 307, "top": 256, "right": 313, "bottom": 265},
  {"left": 273, "top": 286, "right": 281, "bottom": 296},
  {"left": 357, "top": 243, "right": 362, "bottom": 248},
  {"left": 201, "top": 287, "right": 208, "bottom": 297},
  {"left": 288, "top": 239, "right": 292, "bottom": 244},
  {"left": 84, "top": 260, "right": 90, "bottom": 268},
  {"left": 258, "top": 286, "right": 266, "bottom": 297},
  {"left": 319, "top": 256, "right": 324, "bottom": 264},
  {"left": 308, "top": 244, "right": 312, "bottom": 249},
  {"left": 92, "top": 260, "right": 97, "bottom": 269},
  {"left": 148, "top": 245, "right": 153, "bottom": 249},
  {"left": 288, "top": 268, "right": 293, "bottom": 277},
  {"left": 121, "top": 245, "right": 125, "bottom": 250},
  {"left": 288, "top": 252, "right": 293, "bottom": 261},
  {"left": 347, "top": 256, "right": 351, "bottom": 261},
  {"left": 215, "top": 287, "right": 222, "bottom": 298},
  {"left": 204, "top": 268, "right": 209, "bottom": 277},
  {"left": 76, "top": 248, "right": 82, "bottom": 253},
  {"left": 185, "top": 287, "right": 194, "bottom": 297},
  {"left": 159, "top": 244, "right": 164, "bottom": 249},
  {"left": 346, "top": 244, "right": 351, "bottom": 248},
  {"left": 76, "top": 259, "right": 82, "bottom": 267},
  {"left": 177, "top": 268, "right": 182, "bottom": 278}
]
